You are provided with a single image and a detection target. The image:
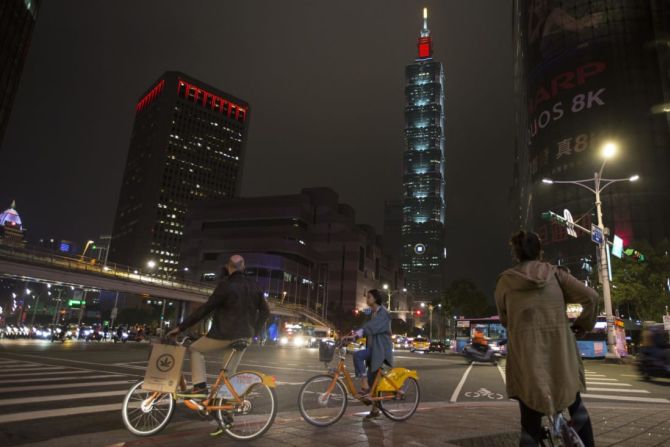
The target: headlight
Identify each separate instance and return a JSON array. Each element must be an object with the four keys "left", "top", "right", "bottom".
[
  {"left": 122, "top": 332, "right": 129, "bottom": 337},
  {"left": 310, "top": 338, "right": 316, "bottom": 344},
  {"left": 294, "top": 336, "right": 304, "bottom": 346},
  {"left": 56, "top": 328, "right": 62, "bottom": 333},
  {"left": 35, "top": 330, "right": 42, "bottom": 336},
  {"left": 280, "top": 337, "right": 288, "bottom": 345},
  {"left": 84, "top": 330, "right": 92, "bottom": 336}
]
